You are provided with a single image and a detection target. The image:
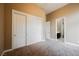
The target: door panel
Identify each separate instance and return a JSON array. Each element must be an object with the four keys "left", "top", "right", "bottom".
[
  {"left": 27, "top": 15, "right": 45, "bottom": 45},
  {"left": 12, "top": 11, "right": 26, "bottom": 49},
  {"left": 50, "top": 20, "right": 57, "bottom": 39},
  {"left": 65, "top": 12, "right": 79, "bottom": 44},
  {"left": 45, "top": 21, "right": 50, "bottom": 39}
]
